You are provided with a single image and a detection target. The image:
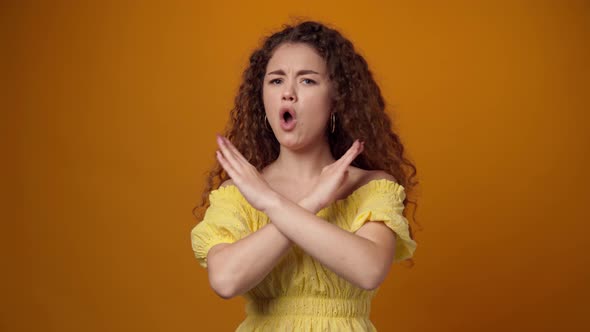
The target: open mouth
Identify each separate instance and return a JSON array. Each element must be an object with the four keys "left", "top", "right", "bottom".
[
  {"left": 280, "top": 107, "right": 296, "bottom": 123},
  {"left": 279, "top": 107, "right": 297, "bottom": 130}
]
